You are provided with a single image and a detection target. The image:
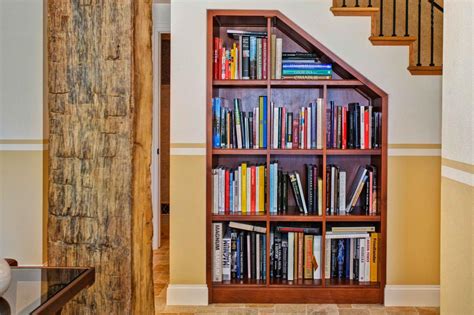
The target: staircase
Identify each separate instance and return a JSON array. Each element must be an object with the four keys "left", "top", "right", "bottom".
[{"left": 330, "top": 0, "right": 443, "bottom": 75}]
